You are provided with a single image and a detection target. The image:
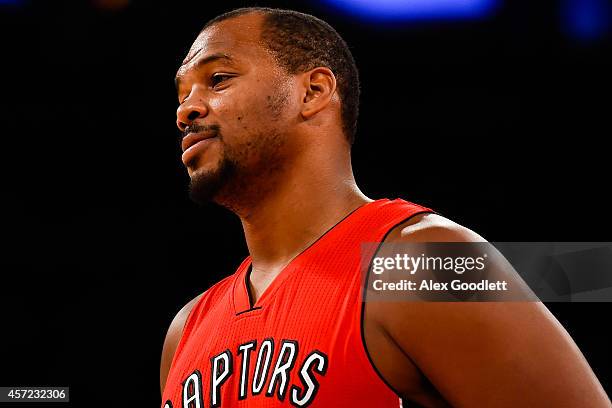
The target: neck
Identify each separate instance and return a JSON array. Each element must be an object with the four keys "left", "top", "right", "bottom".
[{"left": 234, "top": 146, "right": 371, "bottom": 272}]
